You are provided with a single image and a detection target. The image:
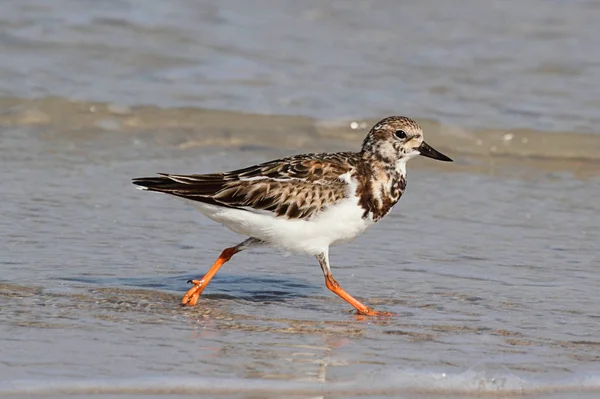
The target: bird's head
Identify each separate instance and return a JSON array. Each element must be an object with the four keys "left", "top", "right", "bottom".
[{"left": 361, "top": 116, "right": 452, "bottom": 170}]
